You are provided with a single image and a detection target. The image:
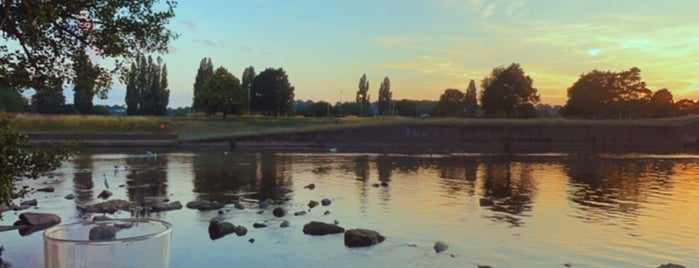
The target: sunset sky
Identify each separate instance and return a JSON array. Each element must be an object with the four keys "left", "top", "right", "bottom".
[{"left": 99, "top": 0, "right": 699, "bottom": 107}]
